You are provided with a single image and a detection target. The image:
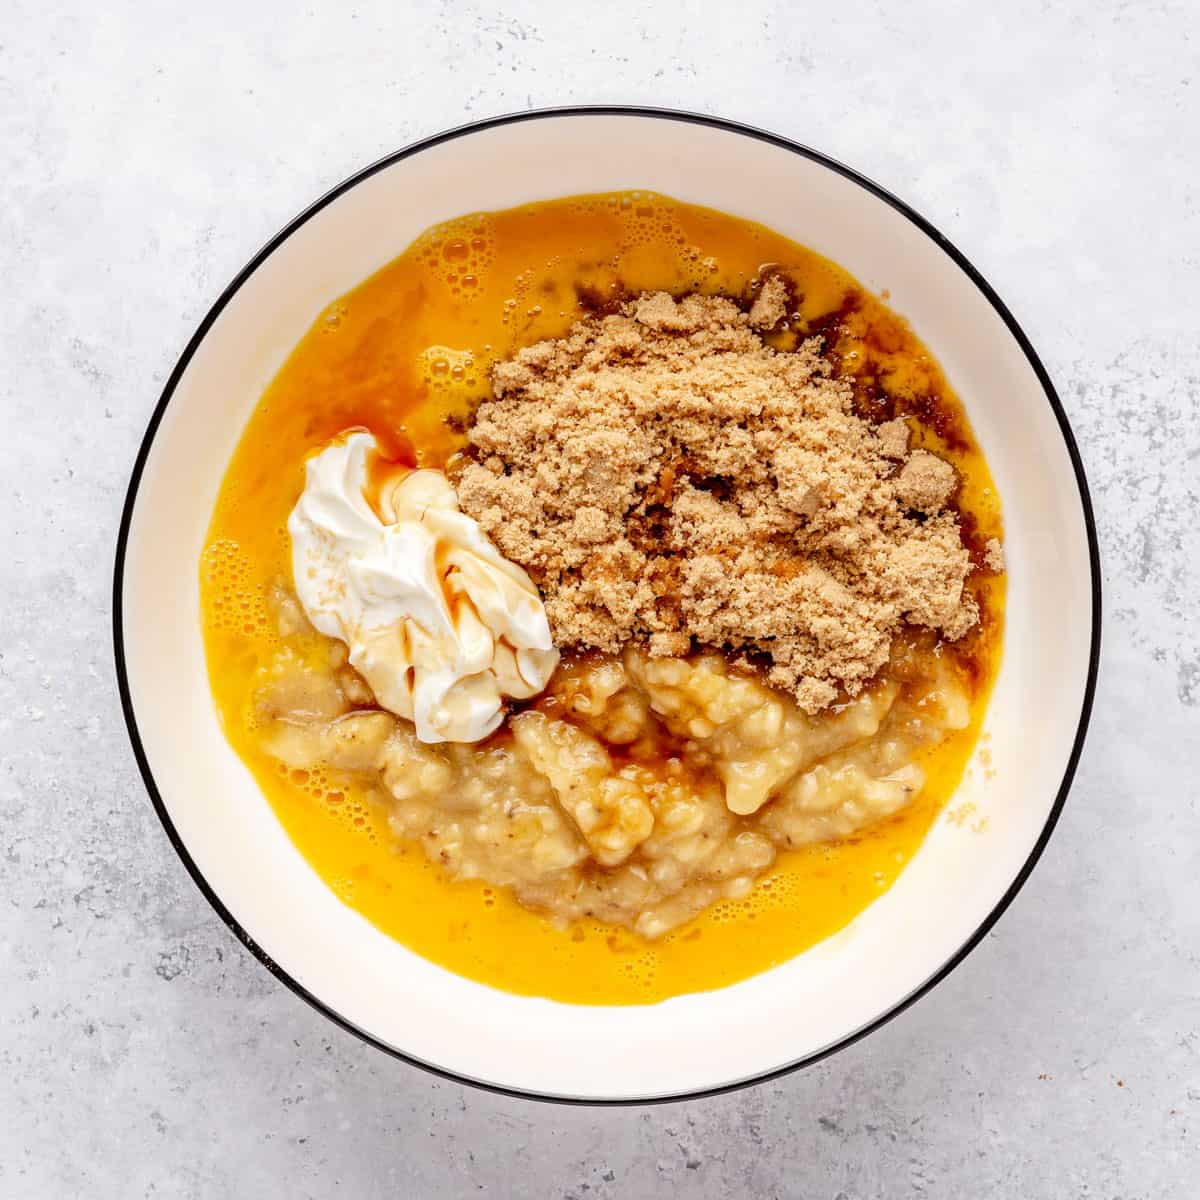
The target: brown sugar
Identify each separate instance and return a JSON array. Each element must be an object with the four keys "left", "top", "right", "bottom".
[
  {"left": 747, "top": 273, "right": 790, "bottom": 330},
  {"left": 456, "top": 292, "right": 989, "bottom": 711},
  {"left": 894, "top": 449, "right": 959, "bottom": 513},
  {"left": 875, "top": 417, "right": 911, "bottom": 460}
]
